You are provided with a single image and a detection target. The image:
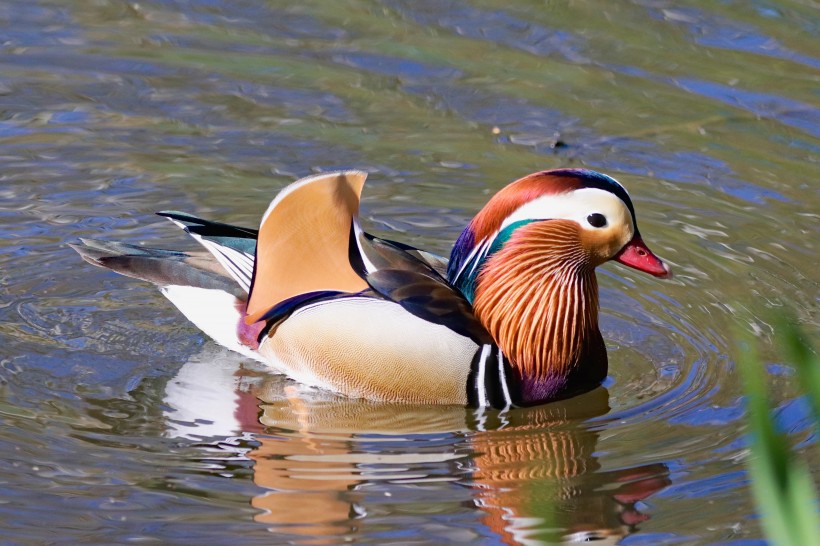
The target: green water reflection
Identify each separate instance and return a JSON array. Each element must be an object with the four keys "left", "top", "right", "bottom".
[{"left": 0, "top": 0, "right": 816, "bottom": 544}]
